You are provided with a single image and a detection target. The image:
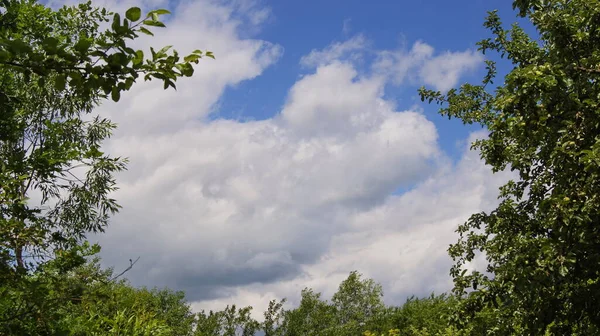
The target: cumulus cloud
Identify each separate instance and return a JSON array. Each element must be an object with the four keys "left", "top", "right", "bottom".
[
  {"left": 99, "top": 58, "right": 441, "bottom": 301},
  {"left": 374, "top": 41, "right": 483, "bottom": 91},
  {"left": 50, "top": 0, "right": 505, "bottom": 318},
  {"left": 419, "top": 50, "right": 485, "bottom": 92},
  {"left": 189, "top": 131, "right": 512, "bottom": 316}
]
